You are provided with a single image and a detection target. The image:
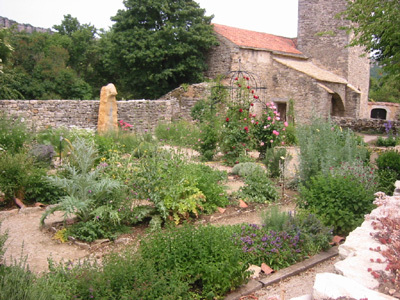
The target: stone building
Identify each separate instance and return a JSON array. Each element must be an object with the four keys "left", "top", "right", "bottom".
[{"left": 205, "top": 0, "right": 370, "bottom": 123}]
